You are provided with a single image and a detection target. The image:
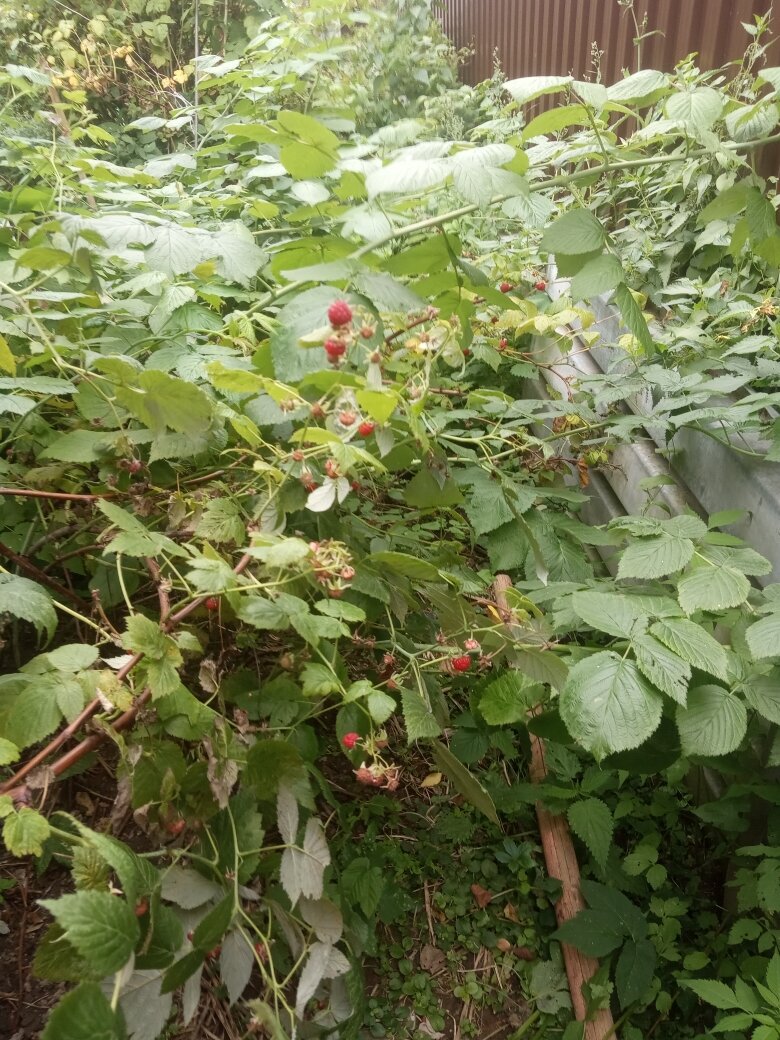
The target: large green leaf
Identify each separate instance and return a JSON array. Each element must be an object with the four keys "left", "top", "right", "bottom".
[
  {"left": 504, "top": 75, "right": 573, "bottom": 106},
  {"left": 616, "top": 938, "right": 657, "bottom": 1008},
  {"left": 618, "top": 533, "right": 694, "bottom": 580},
  {"left": 746, "top": 614, "right": 780, "bottom": 660},
  {"left": 632, "top": 634, "right": 691, "bottom": 705},
  {"left": 570, "top": 590, "right": 648, "bottom": 639},
  {"left": 401, "top": 688, "right": 443, "bottom": 742},
  {"left": 569, "top": 253, "right": 623, "bottom": 299},
  {"left": 676, "top": 685, "right": 747, "bottom": 757},
  {"left": 677, "top": 561, "right": 751, "bottom": 613},
  {"left": 540, "top": 208, "right": 606, "bottom": 256},
  {"left": 559, "top": 652, "right": 663, "bottom": 760},
  {"left": 0, "top": 573, "right": 57, "bottom": 639},
  {"left": 613, "top": 283, "right": 654, "bottom": 355},
  {"left": 741, "top": 672, "right": 780, "bottom": 724},
  {"left": 649, "top": 619, "right": 728, "bottom": 680},
  {"left": 477, "top": 671, "right": 542, "bottom": 725},
  {"left": 3, "top": 807, "right": 51, "bottom": 856},
  {"left": 567, "top": 798, "right": 613, "bottom": 870},
  {"left": 607, "top": 69, "right": 667, "bottom": 103},
  {"left": 39, "top": 892, "right": 140, "bottom": 974},
  {"left": 41, "top": 983, "right": 126, "bottom": 1040},
  {"left": 114, "top": 370, "right": 213, "bottom": 437},
  {"left": 665, "top": 87, "right": 723, "bottom": 129},
  {"left": 431, "top": 741, "right": 500, "bottom": 827},
  {"left": 553, "top": 910, "right": 625, "bottom": 956}
]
